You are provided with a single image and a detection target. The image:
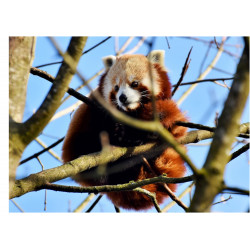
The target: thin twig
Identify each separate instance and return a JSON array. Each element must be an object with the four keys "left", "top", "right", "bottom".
[
  {"left": 10, "top": 199, "right": 24, "bottom": 213},
  {"left": 222, "top": 187, "right": 249, "bottom": 196},
  {"left": 73, "top": 193, "right": 96, "bottom": 212},
  {"left": 212, "top": 195, "right": 232, "bottom": 206},
  {"left": 199, "top": 41, "right": 213, "bottom": 75},
  {"left": 82, "top": 37, "right": 111, "bottom": 55},
  {"left": 172, "top": 77, "right": 235, "bottom": 87},
  {"left": 212, "top": 66, "right": 234, "bottom": 76},
  {"left": 230, "top": 143, "right": 249, "bottom": 161},
  {"left": 176, "top": 121, "right": 249, "bottom": 139},
  {"left": 172, "top": 47, "right": 192, "bottom": 97},
  {"left": 177, "top": 37, "right": 227, "bottom": 106},
  {"left": 86, "top": 194, "right": 103, "bottom": 213},
  {"left": 41, "top": 175, "right": 194, "bottom": 195},
  {"left": 19, "top": 137, "right": 64, "bottom": 165},
  {"left": 214, "top": 37, "right": 220, "bottom": 49},
  {"left": 114, "top": 206, "right": 120, "bottom": 213},
  {"left": 134, "top": 187, "right": 162, "bottom": 213},
  {"left": 142, "top": 157, "right": 188, "bottom": 211},
  {"left": 162, "top": 182, "right": 194, "bottom": 212},
  {"left": 125, "top": 37, "right": 147, "bottom": 54},
  {"left": 35, "top": 138, "right": 62, "bottom": 162},
  {"left": 36, "top": 156, "right": 47, "bottom": 211},
  {"left": 165, "top": 37, "right": 170, "bottom": 49},
  {"left": 35, "top": 37, "right": 111, "bottom": 68},
  {"left": 117, "top": 37, "right": 134, "bottom": 56}
]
